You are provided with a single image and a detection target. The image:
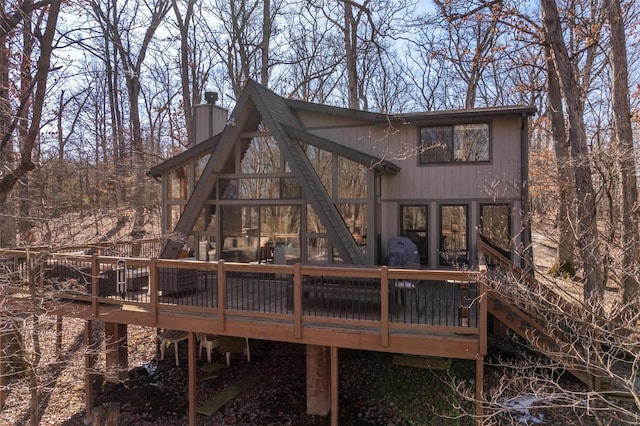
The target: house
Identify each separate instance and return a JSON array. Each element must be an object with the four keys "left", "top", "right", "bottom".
[
  {"left": 149, "top": 79, "right": 536, "bottom": 269},
  {"left": 0, "top": 80, "right": 538, "bottom": 425},
  {"left": 2, "top": 81, "right": 608, "bottom": 424}
]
